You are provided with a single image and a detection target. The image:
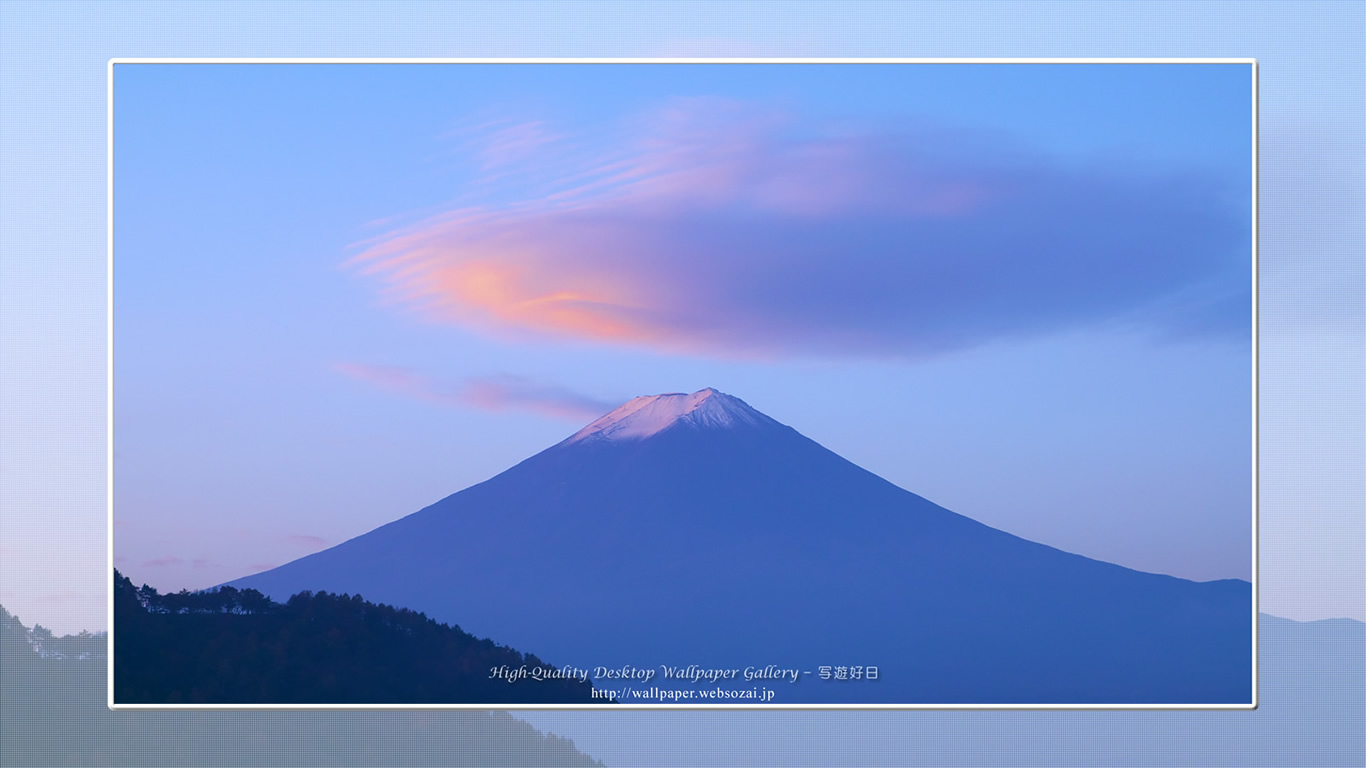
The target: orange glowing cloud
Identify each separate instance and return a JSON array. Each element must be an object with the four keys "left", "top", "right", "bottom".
[{"left": 347, "top": 99, "right": 1246, "bottom": 358}]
